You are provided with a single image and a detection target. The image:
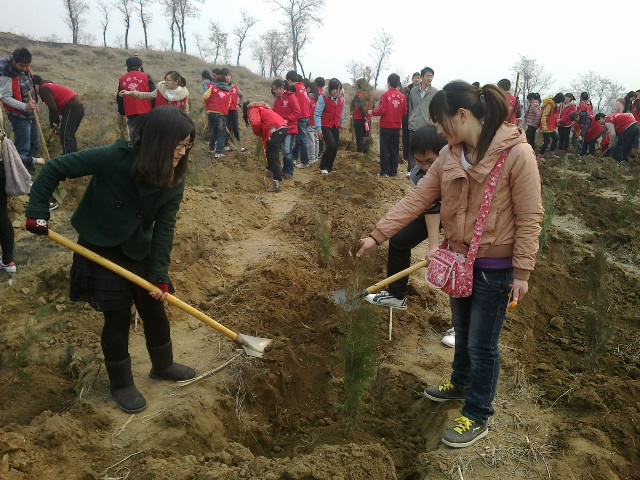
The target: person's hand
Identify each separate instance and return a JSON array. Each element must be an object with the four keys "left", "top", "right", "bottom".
[
  {"left": 511, "top": 278, "right": 529, "bottom": 304},
  {"left": 34, "top": 157, "right": 45, "bottom": 165},
  {"left": 367, "top": 110, "right": 373, "bottom": 115},
  {"left": 26, "top": 100, "right": 36, "bottom": 112},
  {"left": 118, "top": 90, "right": 130, "bottom": 97},
  {"left": 26, "top": 218, "right": 49, "bottom": 235},
  {"left": 426, "top": 245, "right": 438, "bottom": 261},
  {"left": 352, "top": 236, "right": 378, "bottom": 257},
  {"left": 317, "top": 129, "right": 323, "bottom": 140},
  {"left": 149, "top": 283, "right": 170, "bottom": 302}
]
